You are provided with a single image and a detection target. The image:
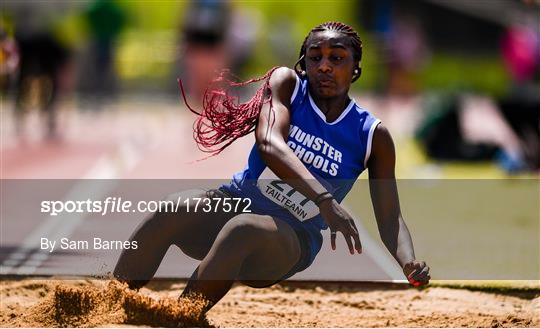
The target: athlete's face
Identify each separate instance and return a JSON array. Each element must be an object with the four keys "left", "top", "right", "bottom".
[{"left": 304, "top": 31, "right": 357, "bottom": 99}]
